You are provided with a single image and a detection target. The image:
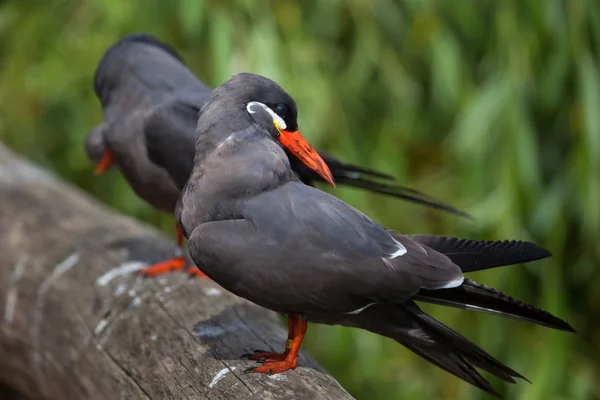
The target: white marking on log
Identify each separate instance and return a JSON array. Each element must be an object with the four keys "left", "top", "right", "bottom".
[
  {"left": 209, "top": 367, "right": 236, "bottom": 388},
  {"left": 113, "top": 283, "right": 127, "bottom": 297},
  {"left": 163, "top": 286, "right": 172, "bottom": 294},
  {"left": 194, "top": 325, "right": 226, "bottom": 338},
  {"left": 204, "top": 287, "right": 222, "bottom": 297},
  {"left": 37, "top": 253, "right": 79, "bottom": 295},
  {"left": 268, "top": 374, "right": 288, "bottom": 381},
  {"left": 95, "top": 261, "right": 148, "bottom": 287},
  {"left": 0, "top": 158, "right": 55, "bottom": 186},
  {"left": 94, "top": 319, "right": 110, "bottom": 335},
  {"left": 157, "top": 277, "right": 168, "bottom": 286},
  {"left": 32, "top": 253, "right": 80, "bottom": 390},
  {"left": 4, "top": 257, "right": 27, "bottom": 323},
  {"left": 193, "top": 320, "right": 244, "bottom": 338}
]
